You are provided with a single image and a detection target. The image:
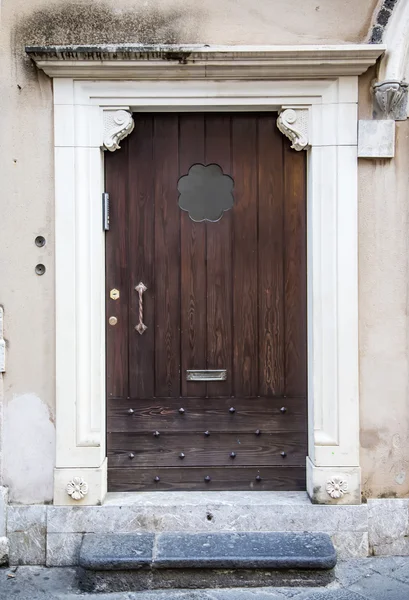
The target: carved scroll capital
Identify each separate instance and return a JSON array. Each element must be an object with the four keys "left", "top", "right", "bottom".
[
  {"left": 66, "top": 477, "right": 89, "bottom": 500},
  {"left": 103, "top": 109, "right": 135, "bottom": 152},
  {"left": 373, "top": 80, "right": 408, "bottom": 121},
  {"left": 277, "top": 108, "right": 309, "bottom": 151}
]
